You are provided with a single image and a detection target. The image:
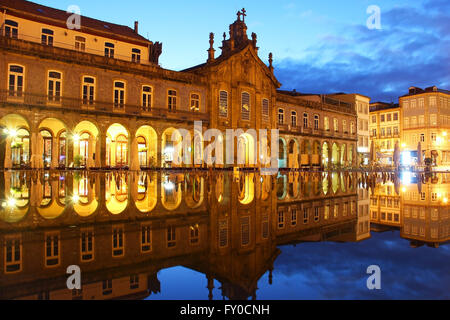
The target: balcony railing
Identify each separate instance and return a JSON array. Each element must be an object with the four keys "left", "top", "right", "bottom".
[
  {"left": 0, "top": 90, "right": 210, "bottom": 123},
  {"left": 277, "top": 123, "right": 357, "bottom": 140}
]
